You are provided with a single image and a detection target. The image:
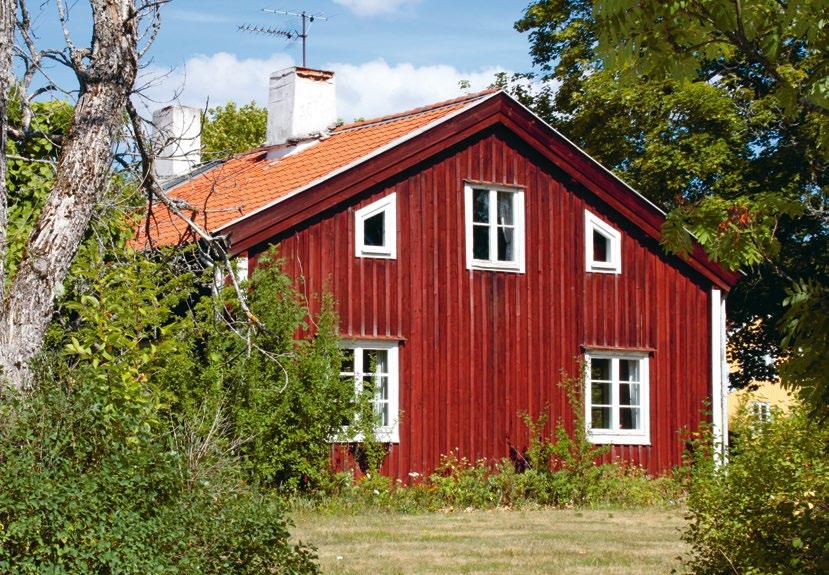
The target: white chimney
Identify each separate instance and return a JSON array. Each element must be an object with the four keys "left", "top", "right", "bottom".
[
  {"left": 266, "top": 67, "right": 336, "bottom": 147},
  {"left": 152, "top": 105, "right": 201, "bottom": 180}
]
